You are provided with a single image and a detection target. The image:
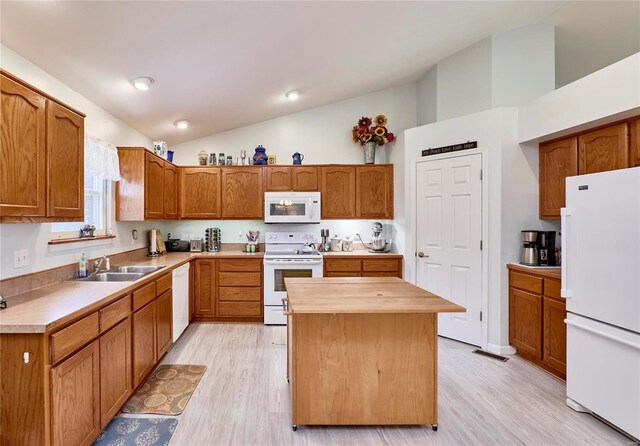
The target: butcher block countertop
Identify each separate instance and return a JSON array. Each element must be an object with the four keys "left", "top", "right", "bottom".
[
  {"left": 0, "top": 251, "right": 263, "bottom": 334},
  {"left": 284, "top": 277, "right": 465, "bottom": 314}
]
